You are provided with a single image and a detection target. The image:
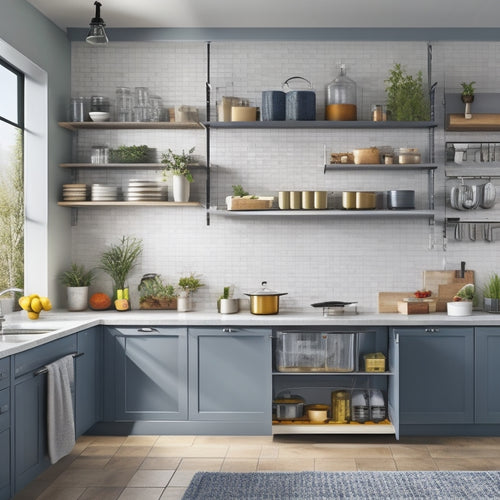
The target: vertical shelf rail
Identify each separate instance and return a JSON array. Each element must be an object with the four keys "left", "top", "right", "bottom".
[{"left": 205, "top": 41, "right": 212, "bottom": 226}]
